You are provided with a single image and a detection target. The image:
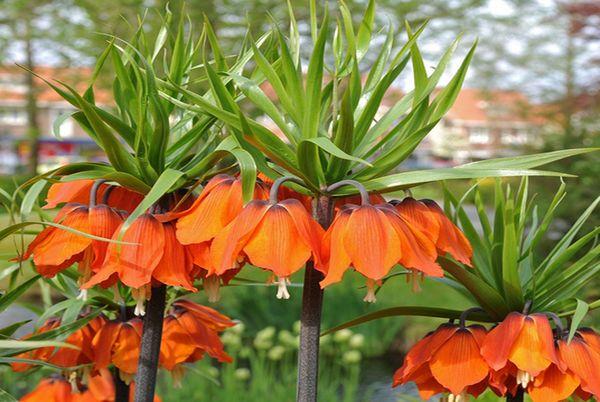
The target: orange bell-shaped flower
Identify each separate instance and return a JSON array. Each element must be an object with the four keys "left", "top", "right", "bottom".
[
  {"left": 393, "top": 317, "right": 490, "bottom": 400},
  {"left": 160, "top": 300, "right": 233, "bottom": 381},
  {"left": 22, "top": 180, "right": 125, "bottom": 285},
  {"left": 481, "top": 312, "right": 561, "bottom": 388},
  {"left": 556, "top": 331, "right": 600, "bottom": 397},
  {"left": 394, "top": 197, "right": 472, "bottom": 265},
  {"left": 319, "top": 181, "right": 441, "bottom": 302},
  {"left": 21, "top": 377, "right": 75, "bottom": 402},
  {"left": 91, "top": 318, "right": 142, "bottom": 383},
  {"left": 527, "top": 363, "right": 579, "bottom": 402},
  {"left": 12, "top": 315, "right": 104, "bottom": 372},
  {"left": 211, "top": 177, "right": 323, "bottom": 299},
  {"left": 44, "top": 179, "right": 143, "bottom": 213},
  {"left": 174, "top": 174, "right": 268, "bottom": 245}
]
